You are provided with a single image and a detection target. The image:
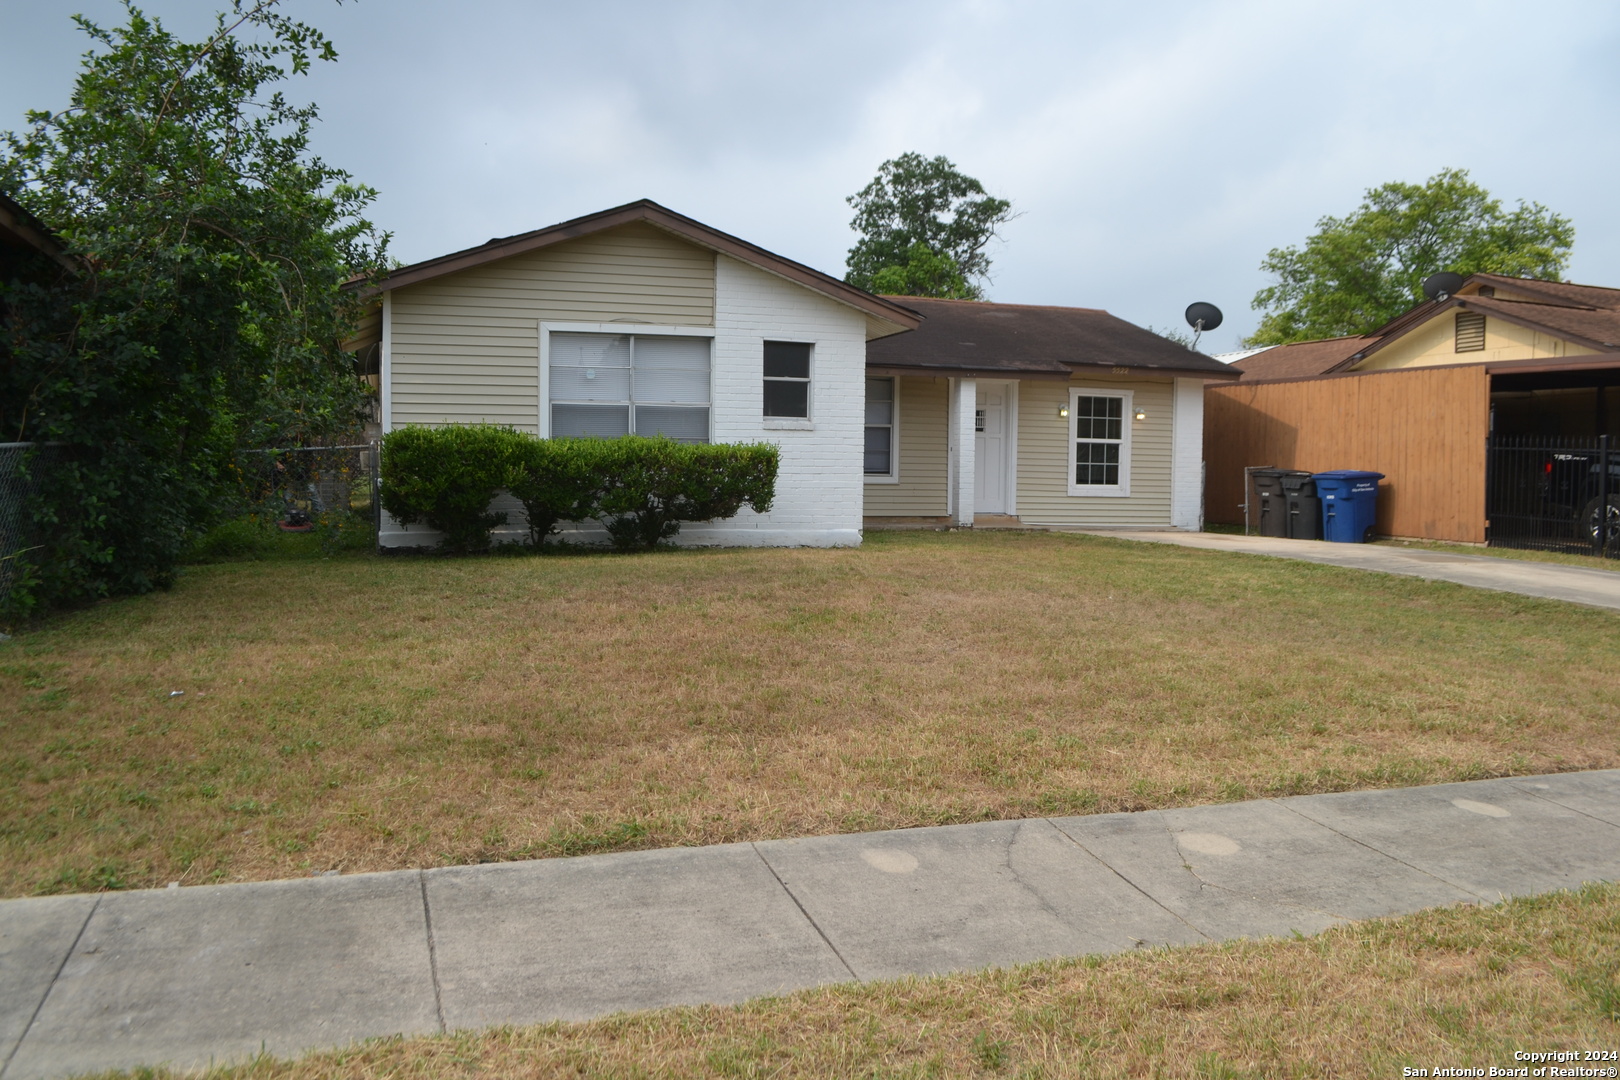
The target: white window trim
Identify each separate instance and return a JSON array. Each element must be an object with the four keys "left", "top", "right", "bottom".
[
  {"left": 864, "top": 374, "right": 900, "bottom": 484},
  {"left": 762, "top": 338, "right": 815, "bottom": 429},
  {"left": 539, "top": 321, "right": 714, "bottom": 439},
  {"left": 1067, "top": 387, "right": 1132, "bottom": 497}
]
